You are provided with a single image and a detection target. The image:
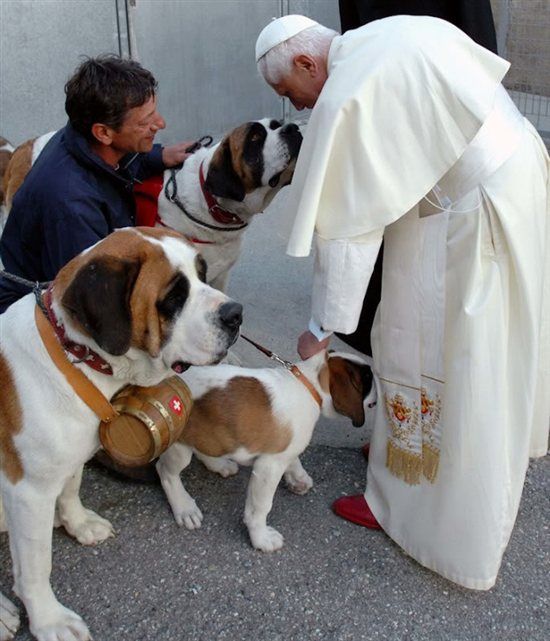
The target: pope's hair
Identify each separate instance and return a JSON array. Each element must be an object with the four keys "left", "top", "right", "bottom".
[{"left": 257, "top": 24, "right": 338, "bottom": 84}]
